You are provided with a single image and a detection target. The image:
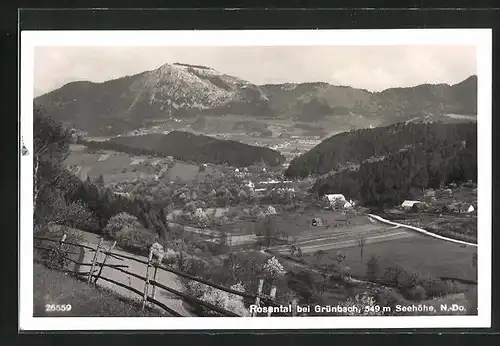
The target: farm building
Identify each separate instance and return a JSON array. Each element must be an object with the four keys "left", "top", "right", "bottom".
[
  {"left": 324, "top": 194, "right": 354, "bottom": 209},
  {"left": 448, "top": 202, "right": 475, "bottom": 213},
  {"left": 401, "top": 200, "right": 425, "bottom": 209},
  {"left": 311, "top": 217, "right": 324, "bottom": 227},
  {"left": 325, "top": 194, "right": 346, "bottom": 203},
  {"left": 113, "top": 192, "right": 132, "bottom": 199},
  {"left": 310, "top": 214, "right": 350, "bottom": 228}
]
